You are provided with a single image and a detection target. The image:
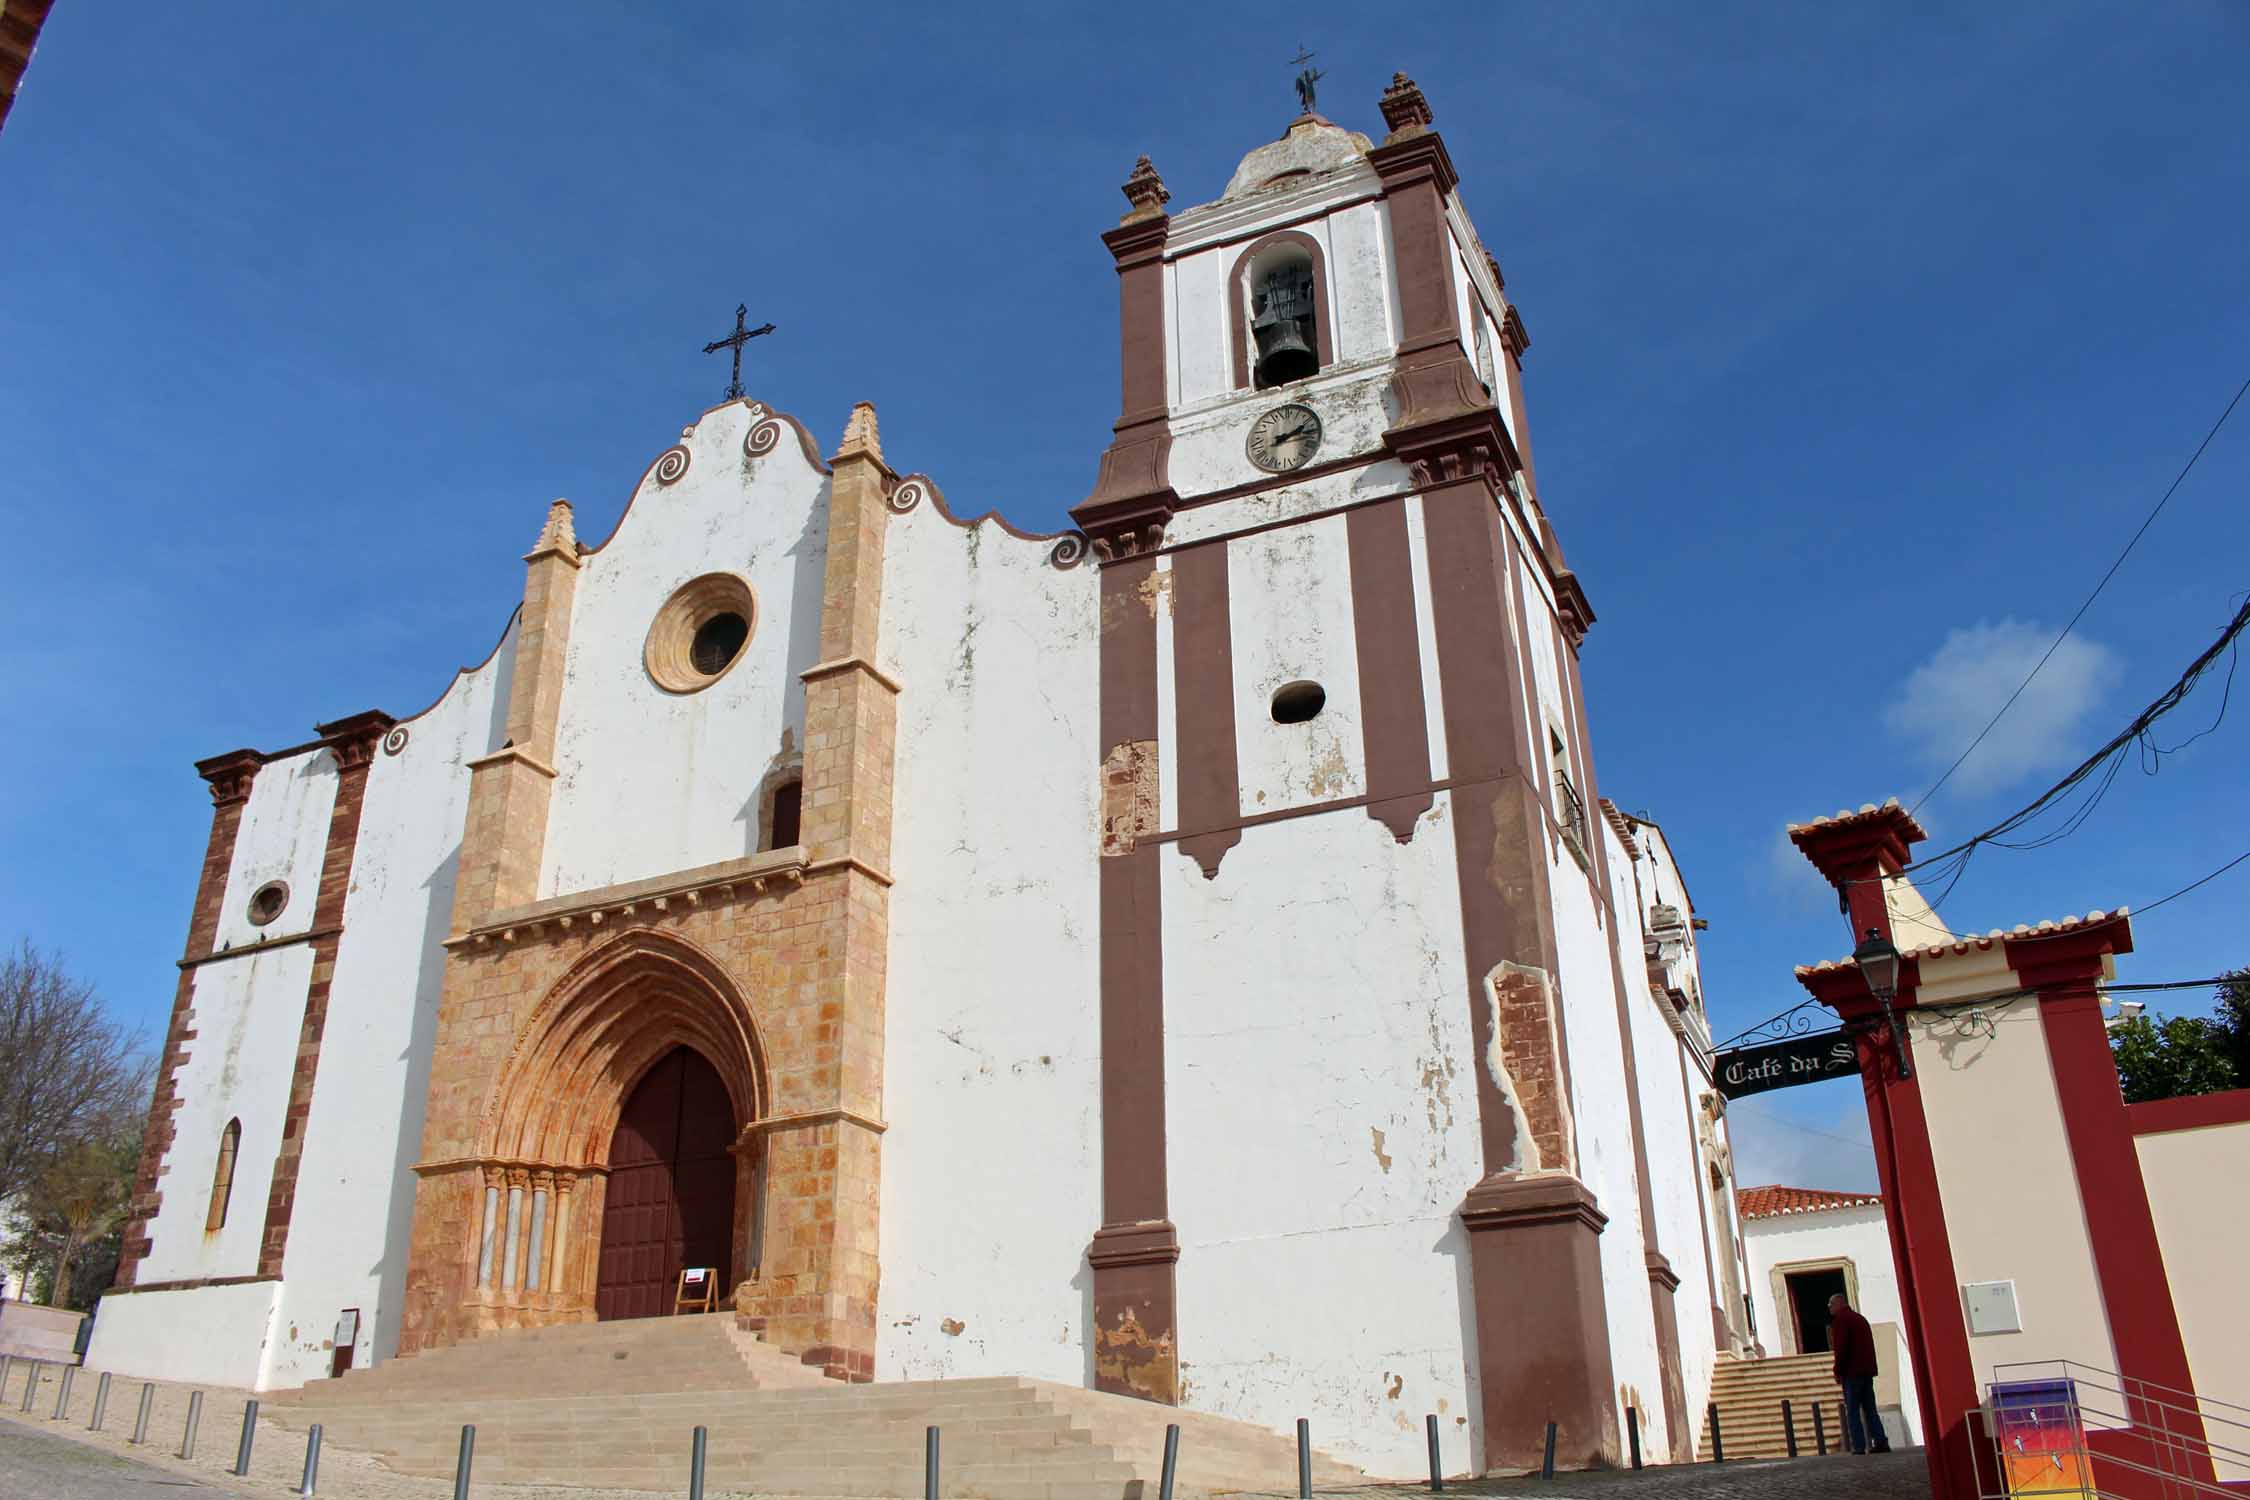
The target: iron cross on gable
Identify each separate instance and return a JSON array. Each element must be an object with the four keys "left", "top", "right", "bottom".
[{"left": 702, "top": 304, "right": 775, "bottom": 401}]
